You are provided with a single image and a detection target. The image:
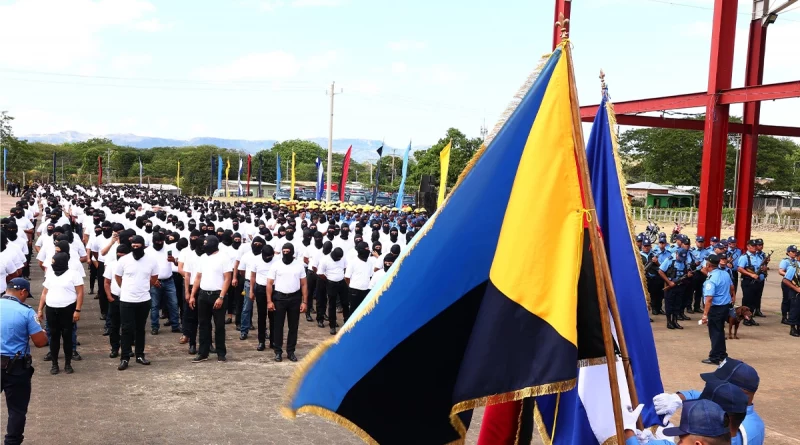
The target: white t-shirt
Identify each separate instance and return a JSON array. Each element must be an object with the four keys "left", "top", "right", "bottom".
[
  {"left": 318, "top": 256, "right": 347, "bottom": 282},
  {"left": 369, "top": 268, "right": 387, "bottom": 290},
  {"left": 238, "top": 250, "right": 259, "bottom": 278},
  {"left": 116, "top": 253, "right": 158, "bottom": 303},
  {"left": 146, "top": 246, "right": 174, "bottom": 279},
  {"left": 89, "top": 234, "right": 114, "bottom": 262},
  {"left": 103, "top": 259, "right": 123, "bottom": 297},
  {"left": 252, "top": 256, "right": 276, "bottom": 286},
  {"left": 43, "top": 269, "right": 83, "bottom": 308},
  {"left": 0, "top": 253, "right": 20, "bottom": 293},
  {"left": 268, "top": 259, "right": 306, "bottom": 294},
  {"left": 197, "top": 251, "right": 233, "bottom": 291},
  {"left": 345, "top": 258, "right": 373, "bottom": 291},
  {"left": 183, "top": 252, "right": 203, "bottom": 289}
]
